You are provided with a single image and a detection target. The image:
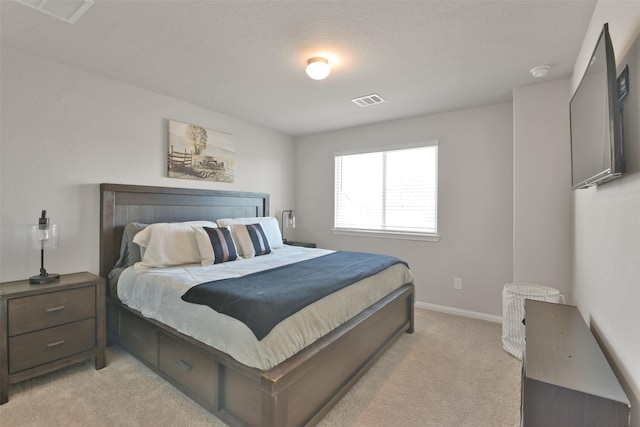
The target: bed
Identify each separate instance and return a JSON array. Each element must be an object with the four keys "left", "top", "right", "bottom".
[{"left": 99, "top": 183, "right": 415, "bottom": 427}]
